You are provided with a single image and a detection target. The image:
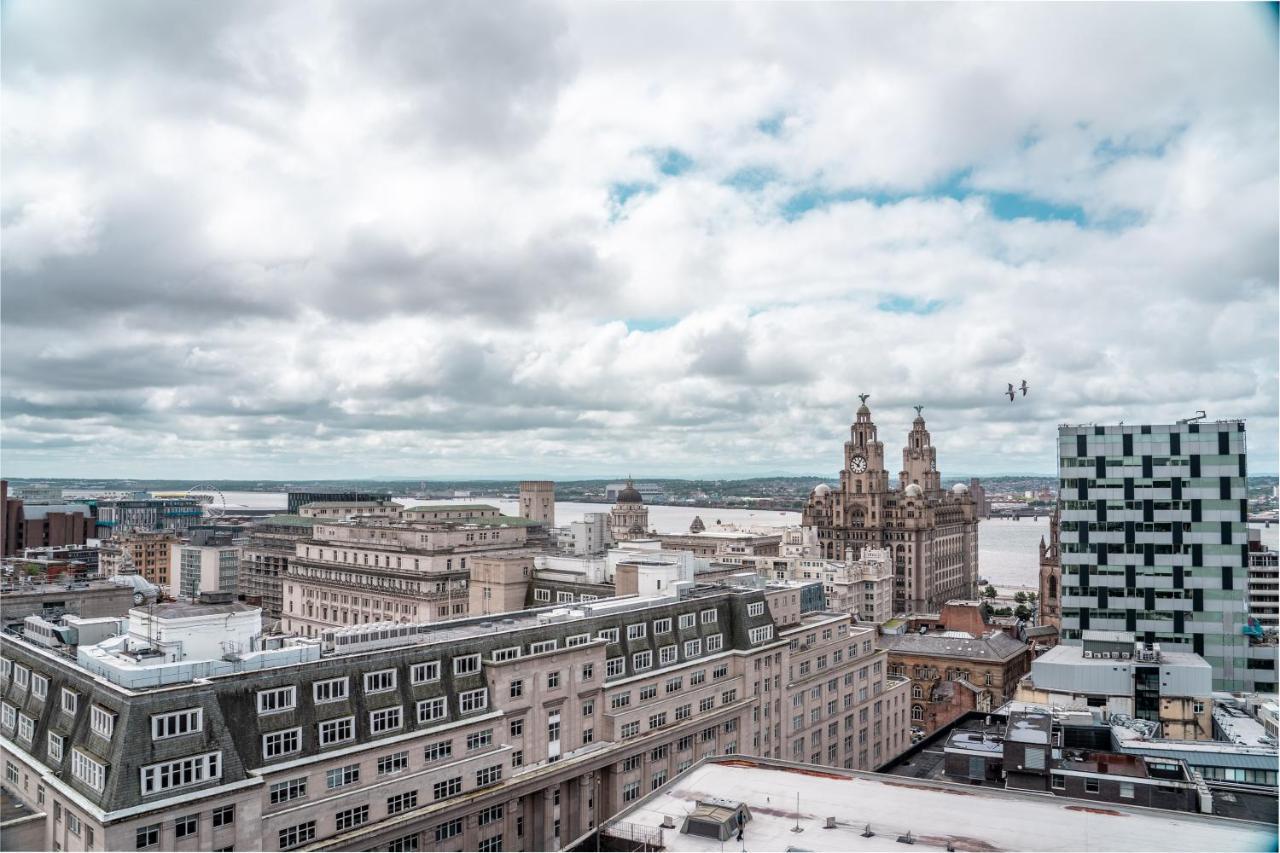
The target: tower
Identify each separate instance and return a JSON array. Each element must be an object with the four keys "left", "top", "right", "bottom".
[
  {"left": 609, "top": 479, "right": 649, "bottom": 541},
  {"left": 1037, "top": 506, "right": 1061, "bottom": 630},
  {"left": 899, "top": 406, "right": 941, "bottom": 493},
  {"left": 518, "top": 481, "right": 556, "bottom": 528}
]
